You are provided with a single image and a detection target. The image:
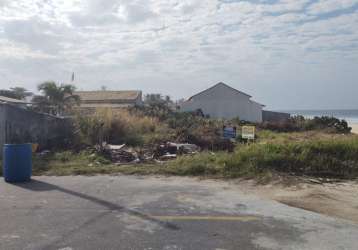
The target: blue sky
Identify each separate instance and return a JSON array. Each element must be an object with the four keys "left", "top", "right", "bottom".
[{"left": 0, "top": 0, "right": 357, "bottom": 109}]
